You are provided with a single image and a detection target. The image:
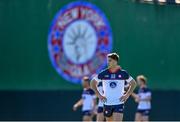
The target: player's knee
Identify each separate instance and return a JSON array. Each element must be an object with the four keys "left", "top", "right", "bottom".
[
  {"left": 135, "top": 113, "right": 142, "bottom": 121},
  {"left": 97, "top": 113, "right": 104, "bottom": 121},
  {"left": 113, "top": 113, "right": 123, "bottom": 121},
  {"left": 83, "top": 116, "right": 92, "bottom": 121},
  {"left": 142, "top": 116, "right": 149, "bottom": 121}
]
